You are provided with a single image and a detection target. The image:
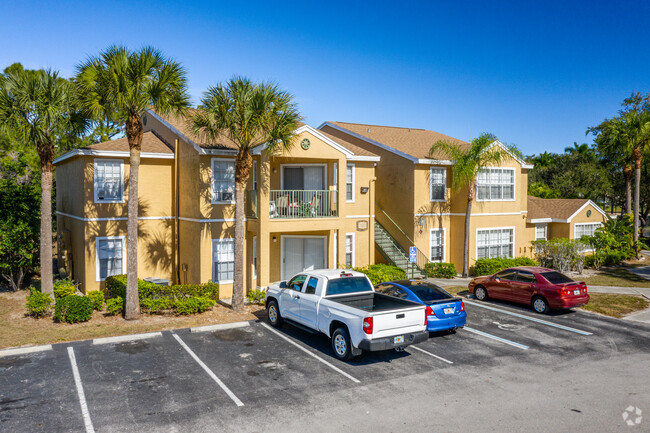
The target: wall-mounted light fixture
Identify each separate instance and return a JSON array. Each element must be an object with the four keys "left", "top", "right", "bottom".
[
  {"left": 272, "top": 168, "right": 278, "bottom": 174},
  {"left": 360, "top": 187, "right": 369, "bottom": 194},
  {"left": 419, "top": 217, "right": 425, "bottom": 226},
  {"left": 272, "top": 236, "right": 277, "bottom": 242}
]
